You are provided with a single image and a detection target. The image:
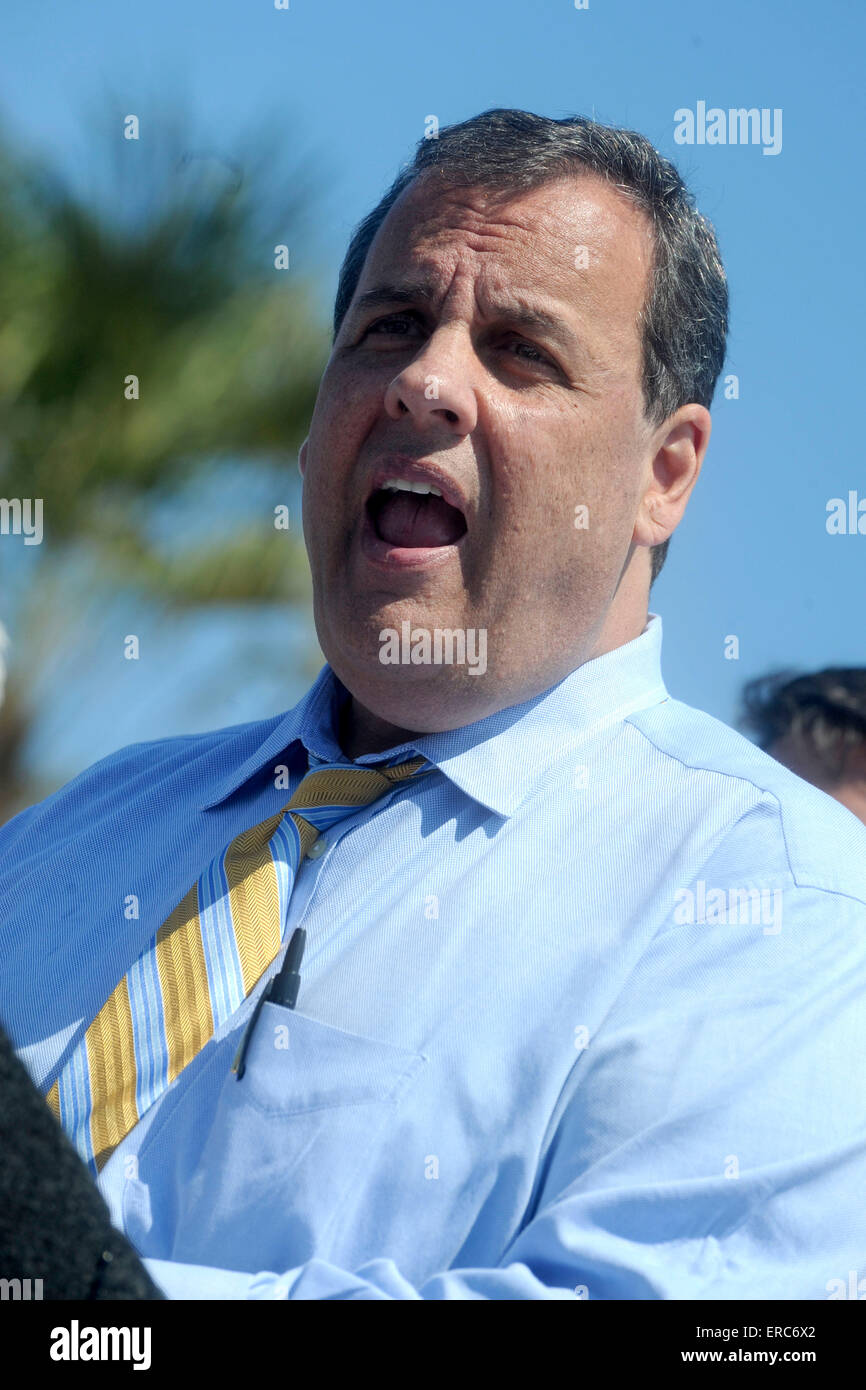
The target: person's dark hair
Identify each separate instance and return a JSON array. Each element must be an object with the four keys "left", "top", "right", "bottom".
[
  {"left": 0, "top": 1023, "right": 164, "bottom": 1298},
  {"left": 740, "top": 668, "right": 866, "bottom": 783},
  {"left": 332, "top": 108, "right": 728, "bottom": 585}
]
